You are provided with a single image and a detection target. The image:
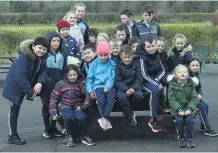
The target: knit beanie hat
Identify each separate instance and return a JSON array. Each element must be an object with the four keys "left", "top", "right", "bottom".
[
  {"left": 97, "top": 33, "right": 109, "bottom": 42},
  {"left": 33, "top": 37, "right": 49, "bottom": 48},
  {"left": 56, "top": 20, "right": 70, "bottom": 32},
  {"left": 96, "top": 42, "right": 110, "bottom": 56},
  {"left": 47, "top": 31, "right": 59, "bottom": 41}
]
